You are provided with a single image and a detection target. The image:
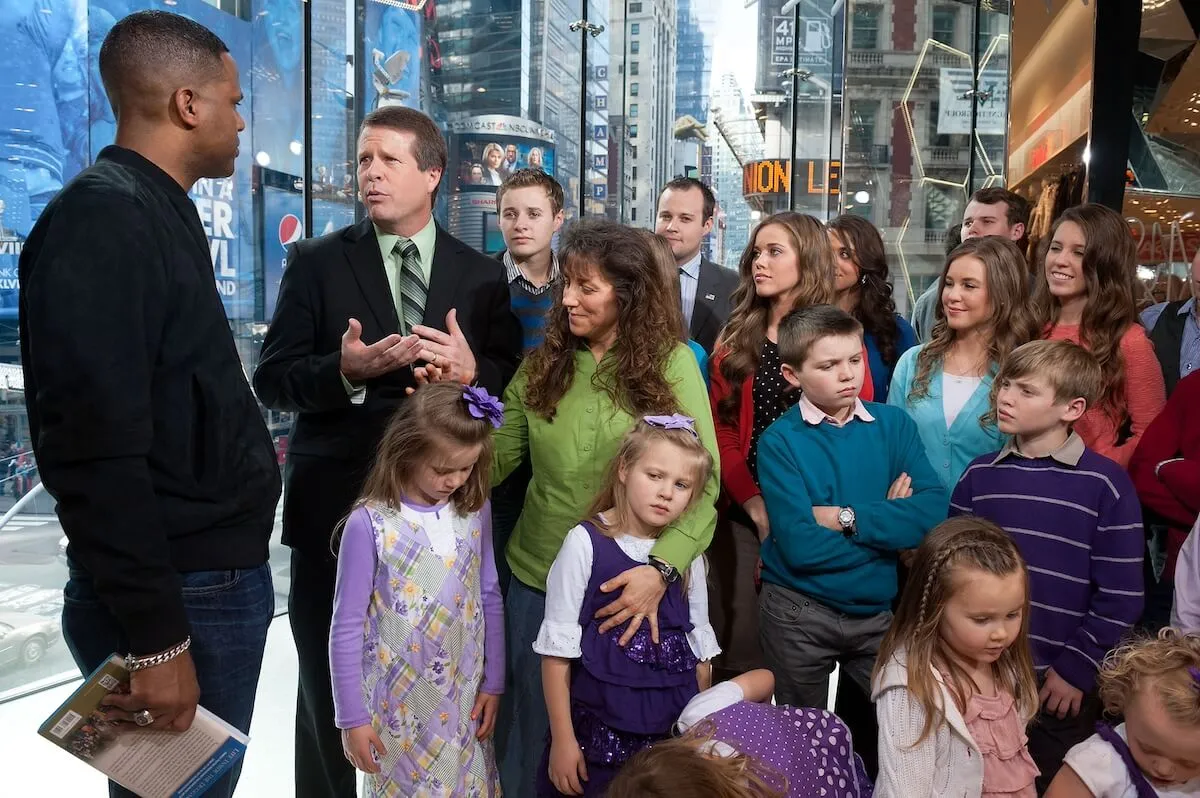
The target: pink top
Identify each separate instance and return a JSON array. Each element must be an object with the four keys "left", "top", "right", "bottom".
[
  {"left": 963, "top": 691, "right": 1039, "bottom": 797},
  {"left": 1044, "top": 323, "right": 1166, "bottom": 468}
]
